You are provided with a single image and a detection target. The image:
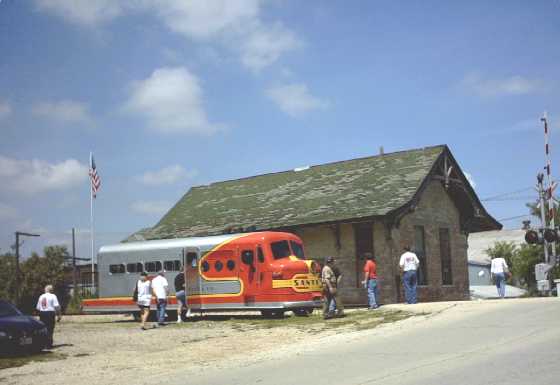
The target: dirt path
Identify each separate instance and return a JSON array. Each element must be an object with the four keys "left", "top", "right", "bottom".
[{"left": 0, "top": 308, "right": 419, "bottom": 385}]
